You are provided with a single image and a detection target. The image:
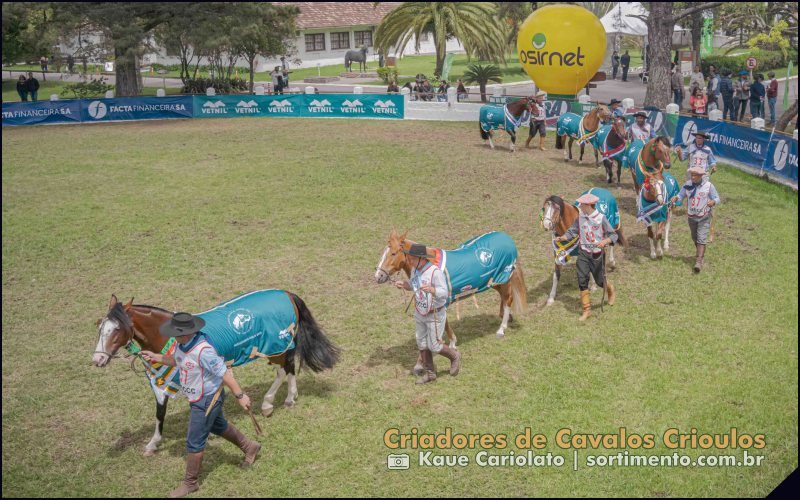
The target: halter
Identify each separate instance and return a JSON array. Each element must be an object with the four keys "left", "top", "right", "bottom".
[{"left": 94, "top": 315, "right": 135, "bottom": 360}]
